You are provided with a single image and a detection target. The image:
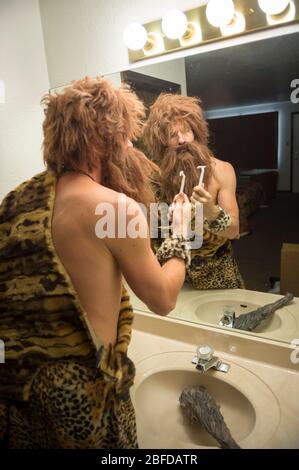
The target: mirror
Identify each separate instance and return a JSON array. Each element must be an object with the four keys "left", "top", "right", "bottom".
[
  {"left": 104, "top": 32, "right": 299, "bottom": 345},
  {"left": 51, "top": 33, "right": 299, "bottom": 345}
]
